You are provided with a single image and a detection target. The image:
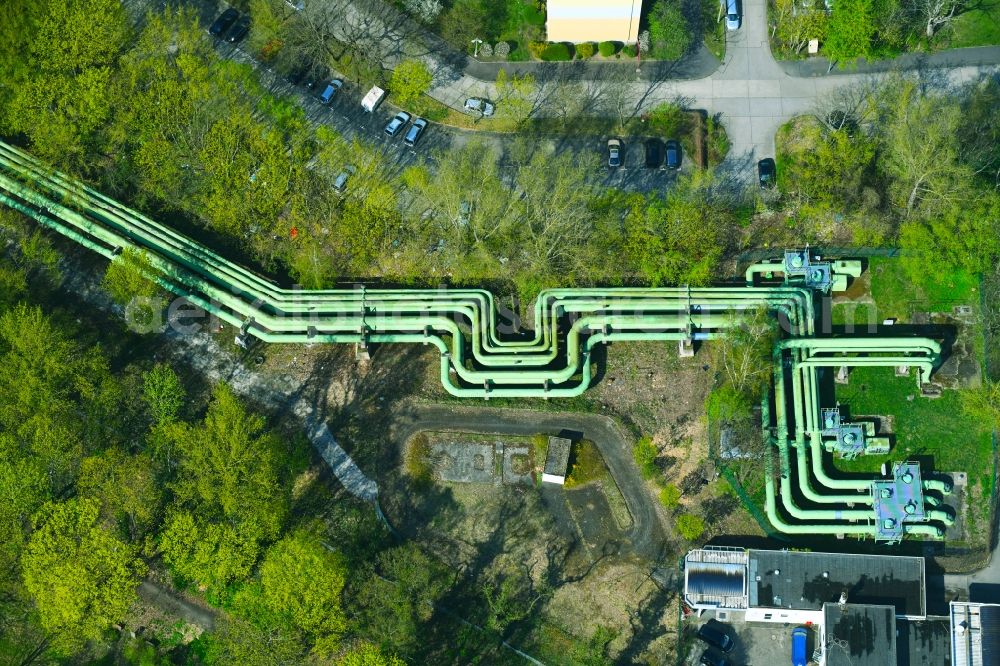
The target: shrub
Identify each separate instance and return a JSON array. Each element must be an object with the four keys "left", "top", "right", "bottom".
[
  {"left": 659, "top": 484, "right": 681, "bottom": 508},
  {"left": 540, "top": 42, "right": 573, "bottom": 61},
  {"left": 480, "top": 42, "right": 494, "bottom": 57},
  {"left": 575, "top": 42, "right": 595, "bottom": 59},
  {"left": 623, "top": 44, "right": 638, "bottom": 57},
  {"left": 649, "top": 0, "right": 690, "bottom": 60},
  {"left": 646, "top": 102, "right": 687, "bottom": 136},
  {"left": 676, "top": 513, "right": 705, "bottom": 540},
  {"left": 598, "top": 41, "right": 618, "bottom": 56},
  {"left": 528, "top": 41, "right": 548, "bottom": 59},
  {"left": 638, "top": 30, "right": 650, "bottom": 54},
  {"left": 495, "top": 41, "right": 511, "bottom": 58},
  {"left": 405, "top": 434, "right": 434, "bottom": 489},
  {"left": 632, "top": 436, "right": 659, "bottom": 479}
]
